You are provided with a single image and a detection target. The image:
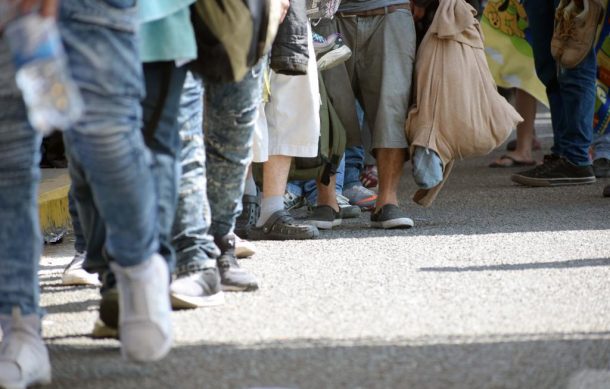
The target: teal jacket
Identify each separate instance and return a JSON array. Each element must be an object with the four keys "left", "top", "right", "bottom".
[{"left": 139, "top": 0, "right": 197, "bottom": 63}]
